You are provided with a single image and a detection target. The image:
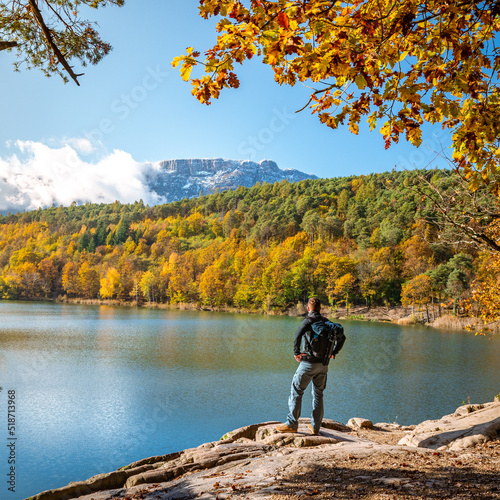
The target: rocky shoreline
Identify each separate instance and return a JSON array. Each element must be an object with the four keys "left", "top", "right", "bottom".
[{"left": 29, "top": 401, "right": 500, "bottom": 500}]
